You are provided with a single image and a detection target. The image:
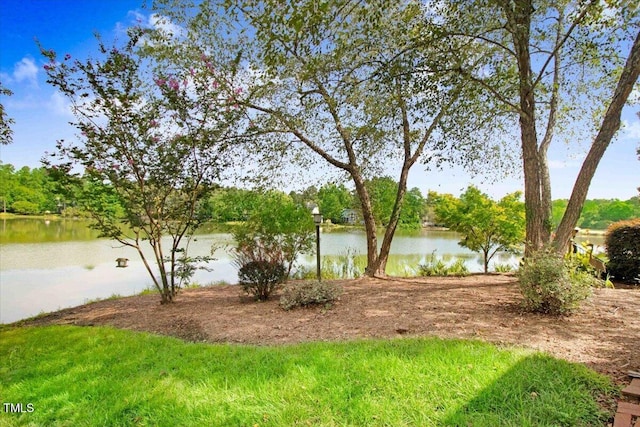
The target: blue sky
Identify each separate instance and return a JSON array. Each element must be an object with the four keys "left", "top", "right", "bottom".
[{"left": 1, "top": 0, "right": 639, "bottom": 200}]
